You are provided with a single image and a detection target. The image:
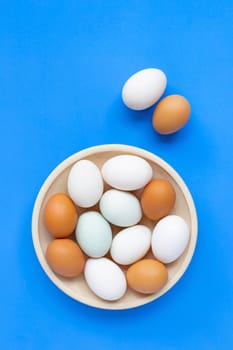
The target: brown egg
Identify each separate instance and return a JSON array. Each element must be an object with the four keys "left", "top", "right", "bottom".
[
  {"left": 46, "top": 239, "right": 85, "bottom": 277},
  {"left": 141, "top": 179, "right": 176, "bottom": 221},
  {"left": 43, "top": 193, "right": 78, "bottom": 238},
  {"left": 126, "top": 259, "right": 168, "bottom": 294},
  {"left": 152, "top": 94, "right": 191, "bottom": 134}
]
